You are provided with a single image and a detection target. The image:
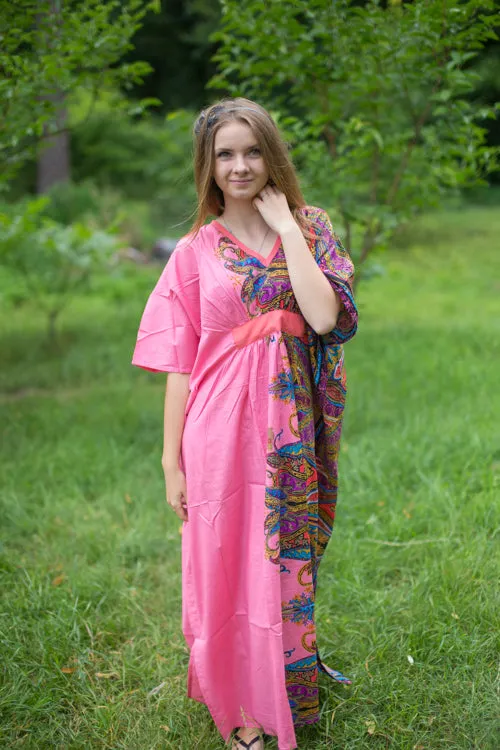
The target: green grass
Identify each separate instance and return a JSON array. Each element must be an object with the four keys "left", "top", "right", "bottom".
[{"left": 1, "top": 205, "right": 499, "bottom": 749}]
